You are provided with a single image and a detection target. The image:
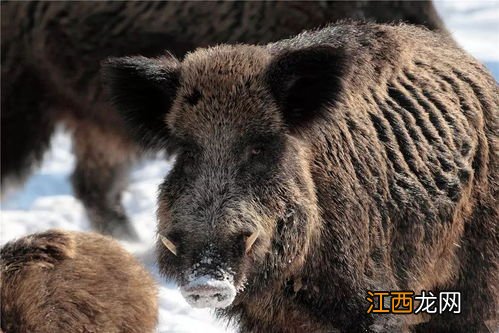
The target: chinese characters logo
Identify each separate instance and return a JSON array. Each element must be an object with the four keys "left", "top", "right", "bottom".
[{"left": 367, "top": 290, "right": 461, "bottom": 314}]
